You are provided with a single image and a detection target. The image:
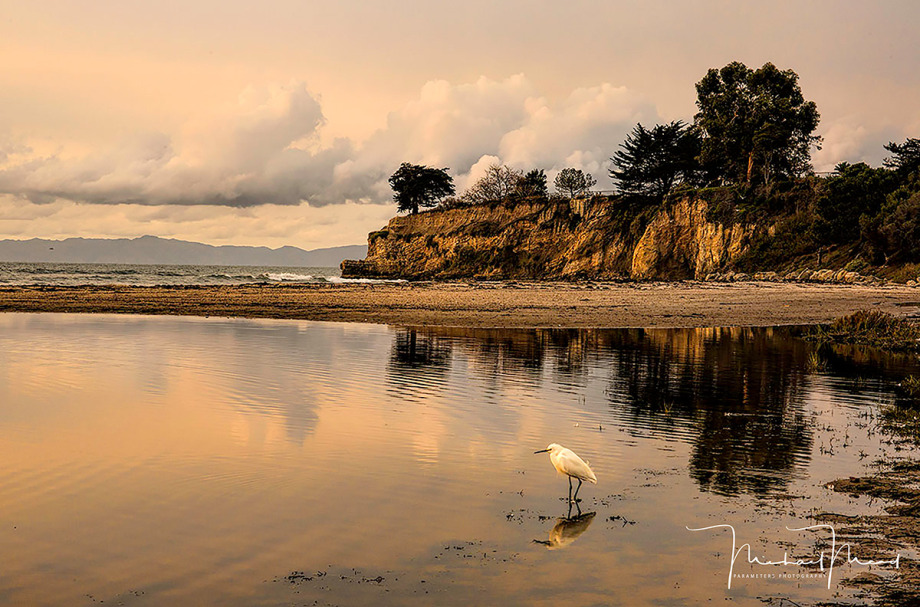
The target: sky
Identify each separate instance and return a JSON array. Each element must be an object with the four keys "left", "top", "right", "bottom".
[{"left": 1, "top": 0, "right": 918, "bottom": 250}]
